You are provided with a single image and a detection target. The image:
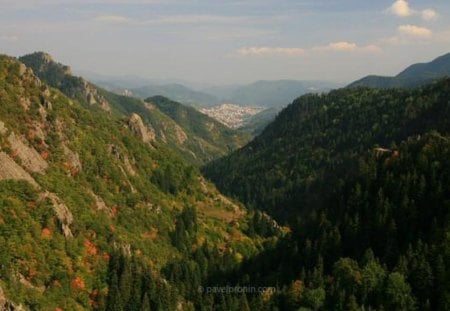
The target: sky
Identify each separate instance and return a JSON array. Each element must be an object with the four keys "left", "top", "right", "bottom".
[{"left": 0, "top": 0, "right": 449, "bottom": 85}]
